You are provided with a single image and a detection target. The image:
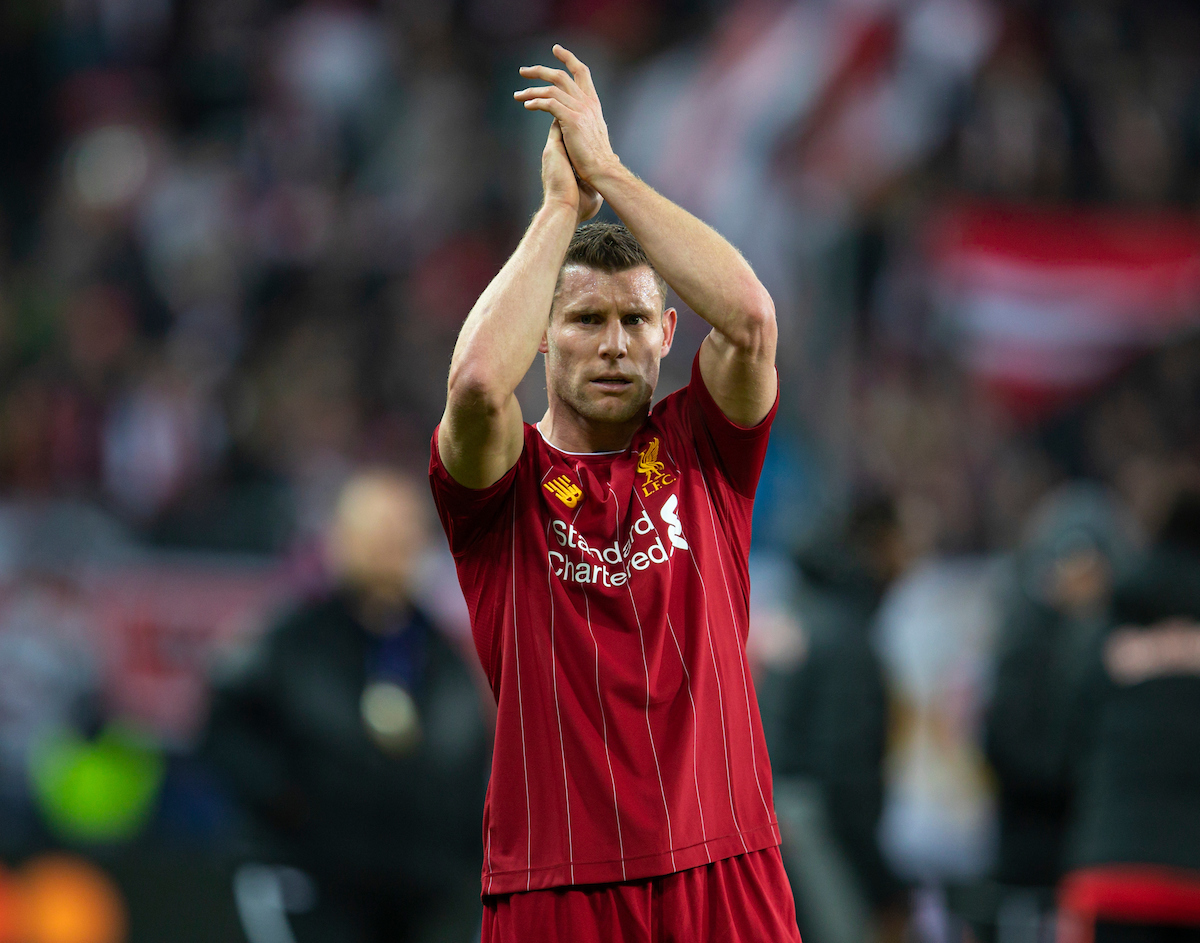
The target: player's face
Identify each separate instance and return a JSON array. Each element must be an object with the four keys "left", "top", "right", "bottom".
[{"left": 542, "top": 265, "right": 676, "bottom": 427}]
